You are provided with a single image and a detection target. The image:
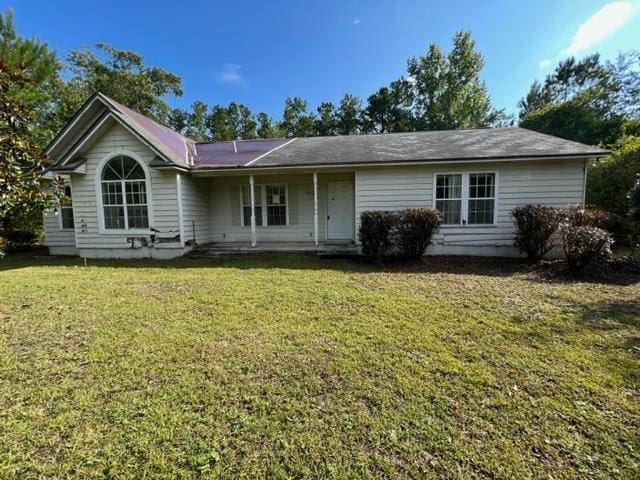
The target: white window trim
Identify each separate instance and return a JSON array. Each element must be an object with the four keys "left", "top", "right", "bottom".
[
  {"left": 95, "top": 151, "right": 154, "bottom": 235},
  {"left": 240, "top": 183, "right": 289, "bottom": 227},
  {"left": 58, "top": 182, "right": 75, "bottom": 231},
  {"left": 432, "top": 170, "right": 499, "bottom": 227}
]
